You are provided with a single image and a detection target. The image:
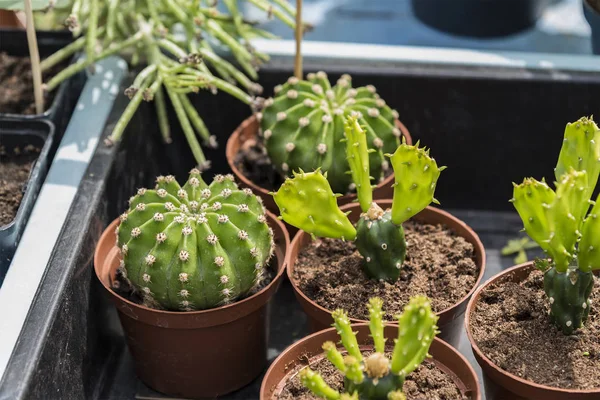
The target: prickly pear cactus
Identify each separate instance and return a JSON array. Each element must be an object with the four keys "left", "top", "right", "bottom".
[
  {"left": 273, "top": 117, "right": 442, "bottom": 281},
  {"left": 299, "top": 296, "right": 438, "bottom": 400},
  {"left": 511, "top": 116, "right": 600, "bottom": 335},
  {"left": 115, "top": 169, "right": 274, "bottom": 311},
  {"left": 258, "top": 72, "right": 402, "bottom": 194}
]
